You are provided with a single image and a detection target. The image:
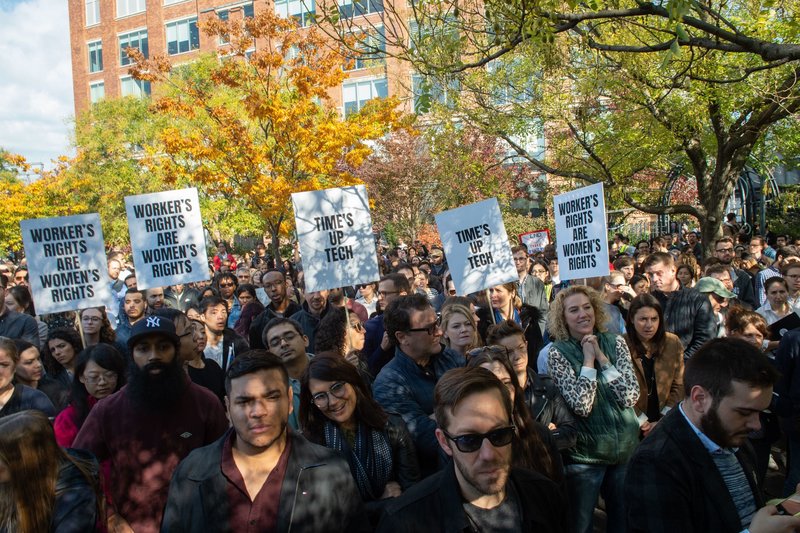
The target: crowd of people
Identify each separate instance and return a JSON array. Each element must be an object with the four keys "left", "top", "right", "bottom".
[{"left": 3, "top": 224, "right": 800, "bottom": 532}]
